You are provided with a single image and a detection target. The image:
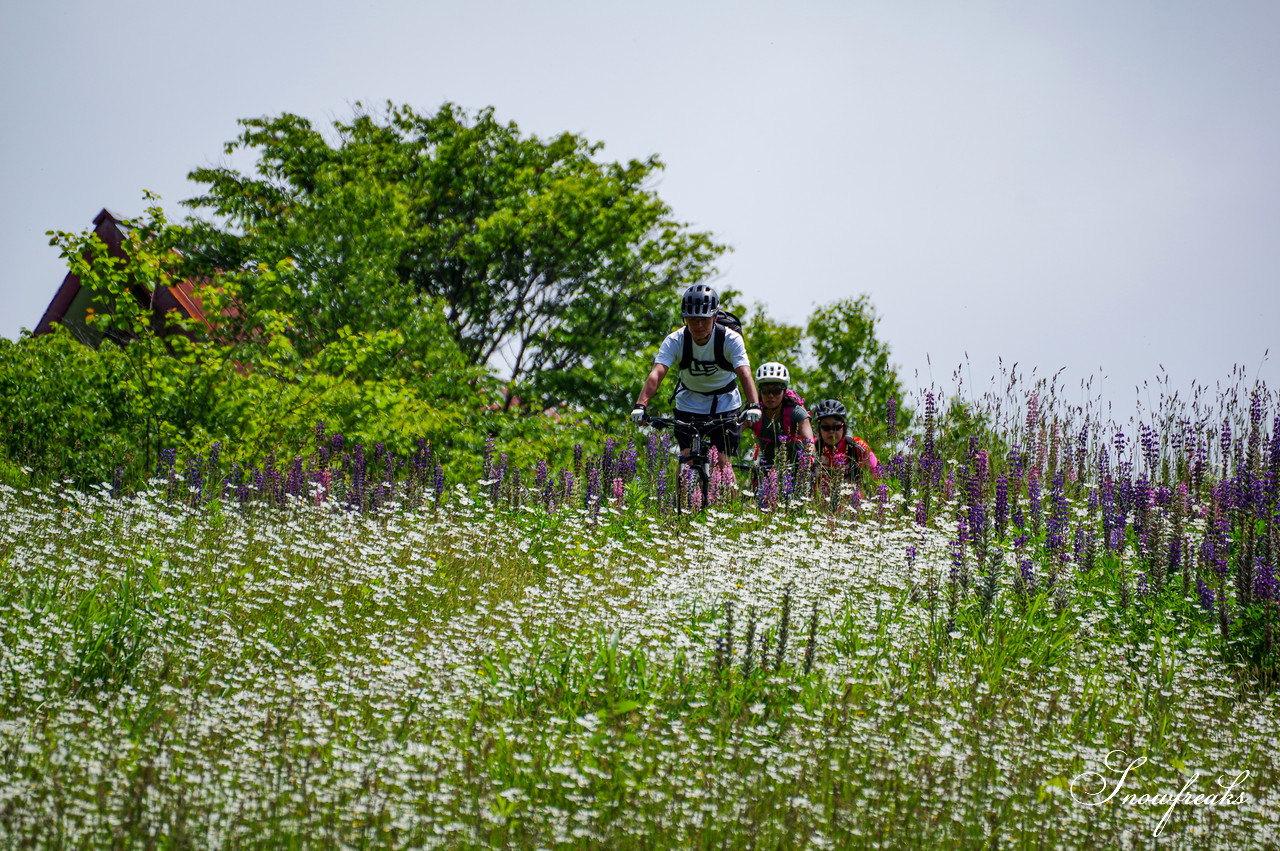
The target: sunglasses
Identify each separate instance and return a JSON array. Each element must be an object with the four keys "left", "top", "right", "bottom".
[
  {"left": 820, "top": 423, "right": 845, "bottom": 432},
  {"left": 760, "top": 386, "right": 785, "bottom": 395}
]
